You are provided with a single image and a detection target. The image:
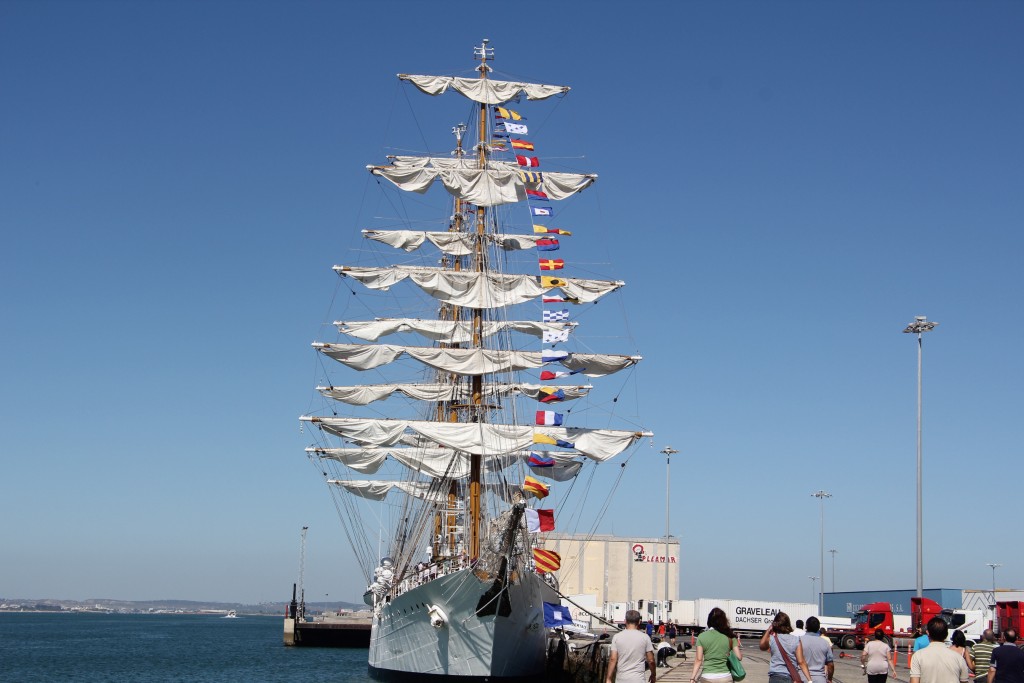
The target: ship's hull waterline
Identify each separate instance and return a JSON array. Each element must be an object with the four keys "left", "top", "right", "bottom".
[{"left": 367, "top": 568, "right": 557, "bottom": 681}]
